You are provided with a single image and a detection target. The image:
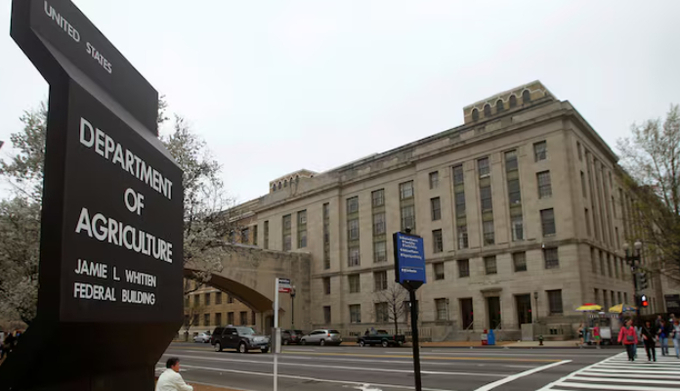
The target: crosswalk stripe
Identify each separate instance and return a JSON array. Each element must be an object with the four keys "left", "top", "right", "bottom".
[
  {"left": 570, "top": 375, "right": 679, "bottom": 385},
  {"left": 579, "top": 371, "right": 680, "bottom": 380},
  {"left": 552, "top": 381, "right": 679, "bottom": 391}
]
